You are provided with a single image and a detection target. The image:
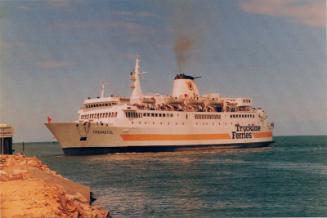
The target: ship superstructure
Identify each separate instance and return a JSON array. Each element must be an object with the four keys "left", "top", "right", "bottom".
[{"left": 46, "top": 56, "right": 274, "bottom": 155}]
